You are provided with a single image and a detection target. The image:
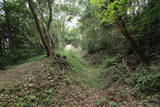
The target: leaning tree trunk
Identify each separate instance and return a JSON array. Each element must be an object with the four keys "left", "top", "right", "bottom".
[
  {"left": 27, "top": 0, "right": 71, "bottom": 69},
  {"left": 106, "top": 0, "right": 148, "bottom": 63},
  {"left": 116, "top": 16, "right": 148, "bottom": 63},
  {"left": 27, "top": 0, "right": 52, "bottom": 56}
]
